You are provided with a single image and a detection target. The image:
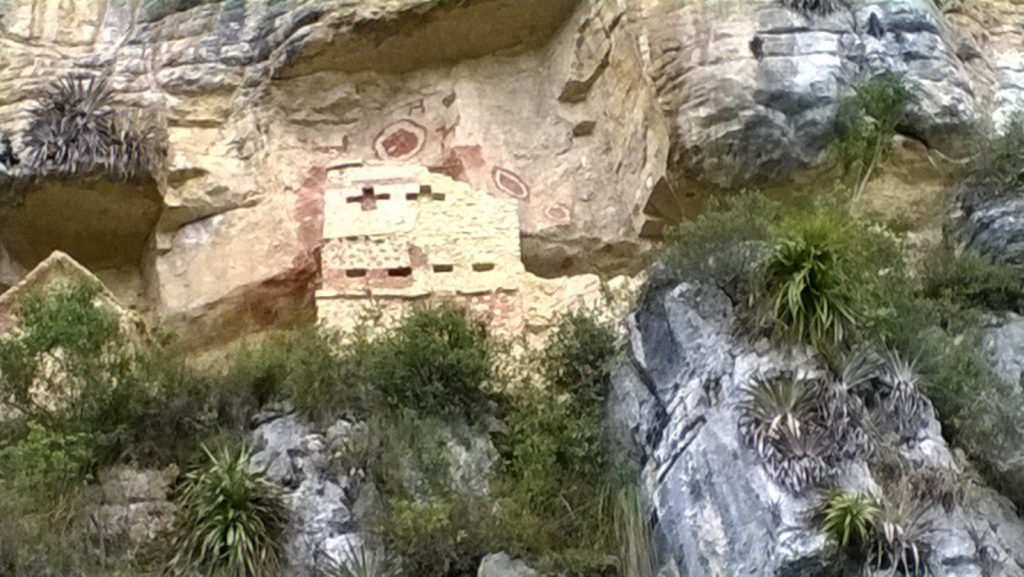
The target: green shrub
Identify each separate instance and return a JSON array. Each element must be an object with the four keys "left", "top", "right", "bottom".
[
  {"left": 492, "top": 311, "right": 622, "bottom": 574},
  {"left": 657, "top": 192, "right": 777, "bottom": 291},
  {"left": 167, "top": 444, "right": 286, "bottom": 577},
  {"left": 0, "top": 424, "right": 97, "bottom": 576},
  {"left": 0, "top": 279, "right": 125, "bottom": 424},
  {"left": 539, "top": 310, "right": 619, "bottom": 403},
  {"left": 818, "top": 491, "right": 880, "bottom": 551},
  {"left": 756, "top": 211, "right": 860, "bottom": 351},
  {"left": 220, "top": 327, "right": 366, "bottom": 423},
  {"left": 961, "top": 114, "right": 1024, "bottom": 196},
  {"left": 831, "top": 73, "right": 909, "bottom": 201},
  {"left": 379, "top": 495, "right": 492, "bottom": 577},
  {"left": 920, "top": 247, "right": 1024, "bottom": 312},
  {"left": 359, "top": 303, "right": 495, "bottom": 419}
]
